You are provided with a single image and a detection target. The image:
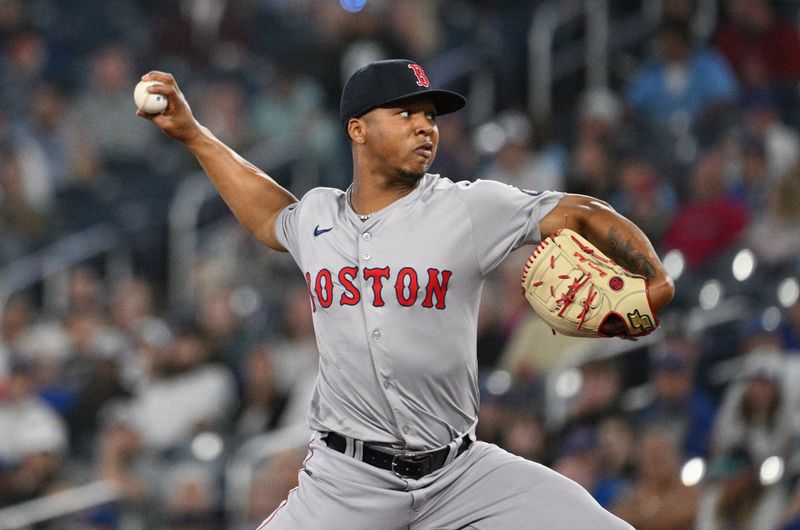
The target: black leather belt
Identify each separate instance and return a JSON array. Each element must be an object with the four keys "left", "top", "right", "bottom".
[{"left": 323, "top": 432, "right": 472, "bottom": 479}]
